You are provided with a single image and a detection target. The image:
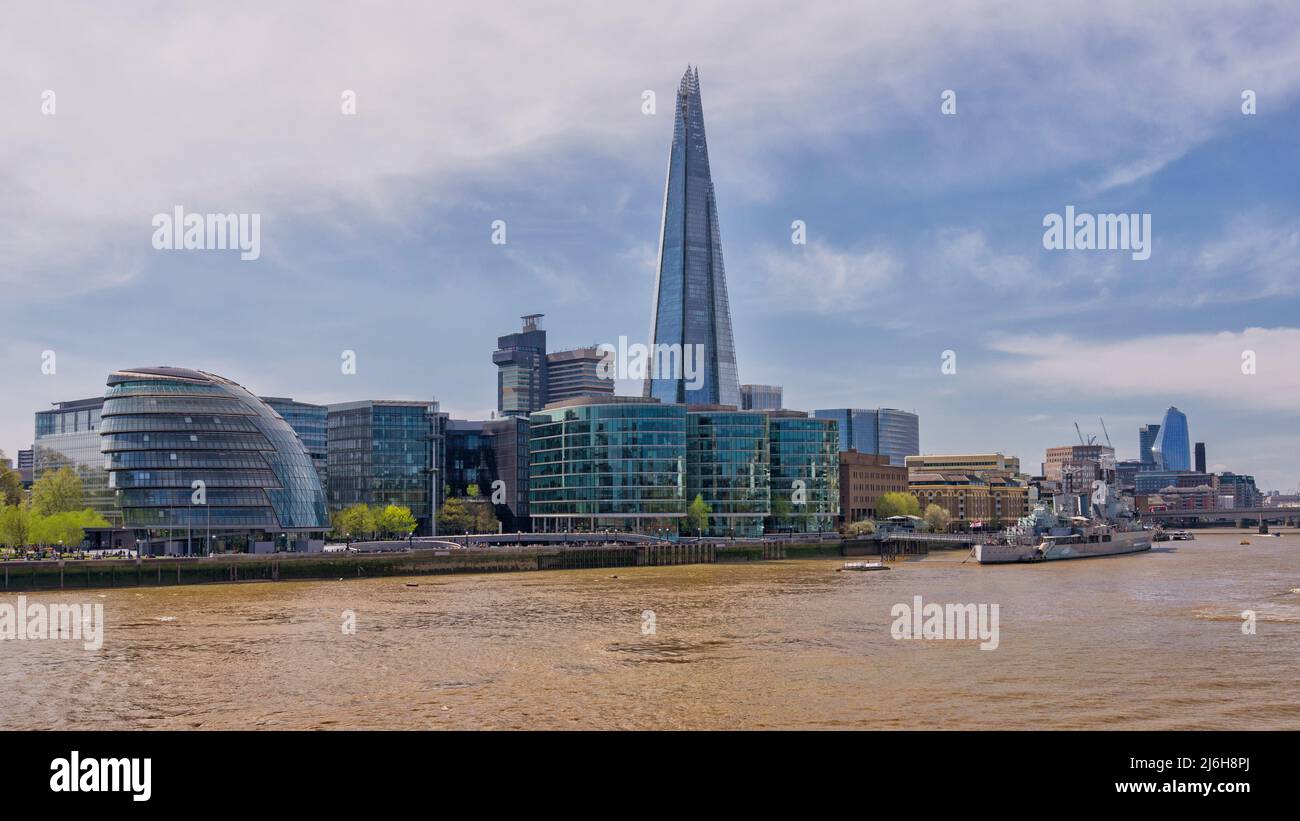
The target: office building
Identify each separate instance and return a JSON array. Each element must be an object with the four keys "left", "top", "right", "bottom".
[
  {"left": 484, "top": 416, "right": 531, "bottom": 531},
  {"left": 1139, "top": 424, "right": 1160, "bottom": 466},
  {"left": 529, "top": 397, "right": 687, "bottom": 534},
  {"left": 1151, "top": 406, "right": 1190, "bottom": 471},
  {"left": 546, "top": 347, "right": 614, "bottom": 402},
  {"left": 34, "top": 396, "right": 119, "bottom": 525},
  {"left": 740, "top": 384, "right": 783, "bottom": 411},
  {"left": 326, "top": 399, "right": 447, "bottom": 535},
  {"left": 766, "top": 411, "right": 839, "bottom": 533},
  {"left": 905, "top": 453, "right": 1020, "bottom": 478},
  {"left": 16, "top": 448, "right": 34, "bottom": 488},
  {"left": 493, "top": 314, "right": 548, "bottom": 417},
  {"left": 1217, "top": 472, "right": 1260, "bottom": 509},
  {"left": 99, "top": 367, "right": 328, "bottom": 554},
  {"left": 909, "top": 472, "right": 1030, "bottom": 527},
  {"left": 813, "top": 408, "right": 919, "bottom": 467},
  {"left": 1194, "top": 442, "right": 1206, "bottom": 474},
  {"left": 685, "top": 407, "right": 770, "bottom": 536},
  {"left": 839, "top": 450, "right": 908, "bottom": 524},
  {"left": 1043, "top": 444, "right": 1116, "bottom": 495},
  {"left": 1134, "top": 470, "right": 1215, "bottom": 495},
  {"left": 643, "top": 67, "right": 741, "bottom": 407}
]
